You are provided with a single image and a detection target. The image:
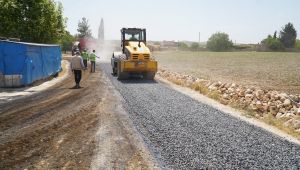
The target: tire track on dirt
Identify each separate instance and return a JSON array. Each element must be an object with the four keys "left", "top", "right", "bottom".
[
  {"left": 0, "top": 65, "right": 102, "bottom": 169},
  {"left": 0, "top": 60, "right": 159, "bottom": 169}
]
